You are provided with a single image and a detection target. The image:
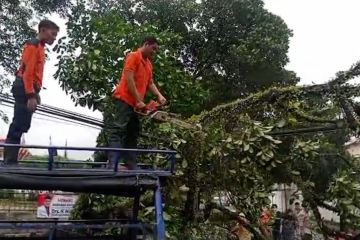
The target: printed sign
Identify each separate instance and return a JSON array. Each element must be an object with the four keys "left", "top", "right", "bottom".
[
  {"left": 37, "top": 192, "right": 78, "bottom": 219},
  {"left": 49, "top": 194, "right": 78, "bottom": 218}
]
